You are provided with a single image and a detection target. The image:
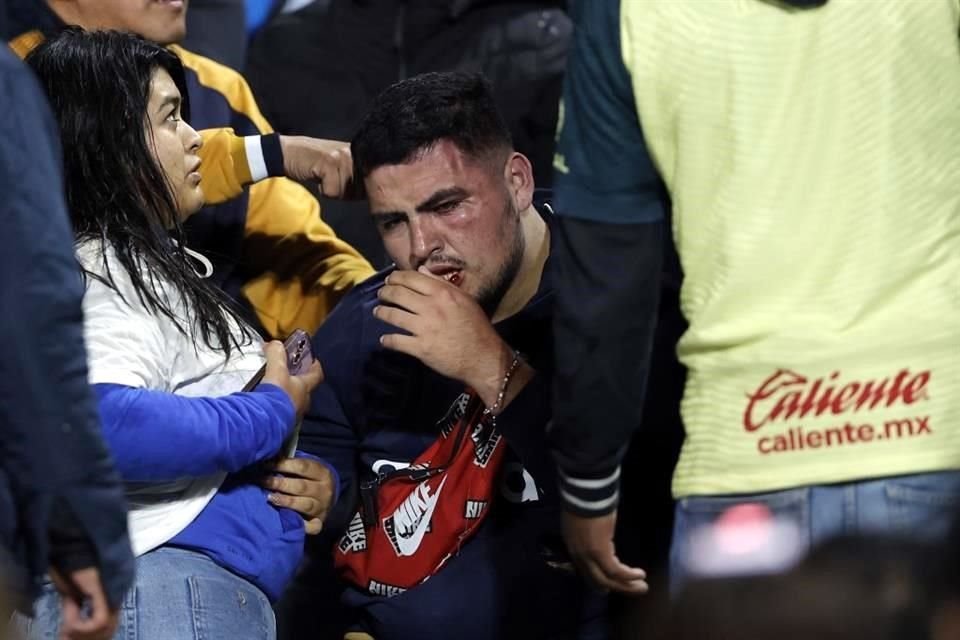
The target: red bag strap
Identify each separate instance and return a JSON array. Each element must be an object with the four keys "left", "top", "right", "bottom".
[{"left": 358, "top": 393, "right": 486, "bottom": 528}]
